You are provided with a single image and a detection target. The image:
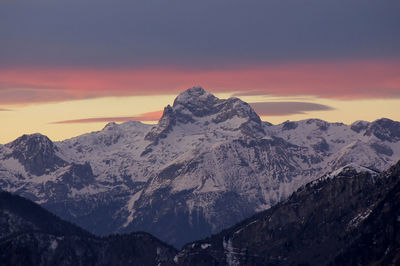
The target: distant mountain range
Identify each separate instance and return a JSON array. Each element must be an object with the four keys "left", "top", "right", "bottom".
[
  {"left": 1, "top": 87, "right": 400, "bottom": 247},
  {"left": 2, "top": 159, "right": 400, "bottom": 265}
]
